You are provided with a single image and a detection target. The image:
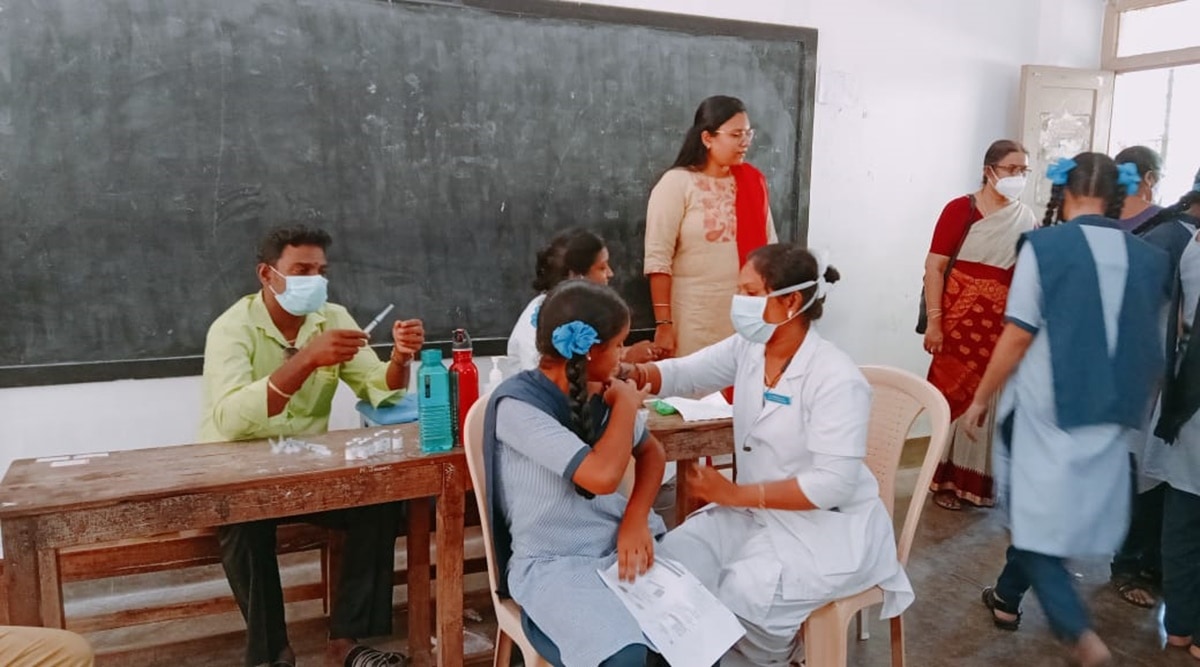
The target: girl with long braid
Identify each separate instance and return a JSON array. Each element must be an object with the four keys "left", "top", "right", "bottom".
[
  {"left": 964, "top": 153, "right": 1171, "bottom": 666},
  {"left": 482, "top": 280, "right": 668, "bottom": 667}
]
